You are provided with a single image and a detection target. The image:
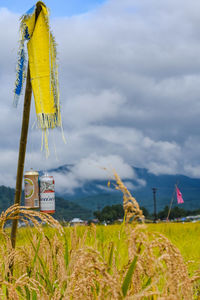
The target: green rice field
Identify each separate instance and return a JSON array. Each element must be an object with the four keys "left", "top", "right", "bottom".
[
  {"left": 0, "top": 206, "right": 199, "bottom": 299},
  {"left": 147, "top": 222, "right": 200, "bottom": 277}
]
